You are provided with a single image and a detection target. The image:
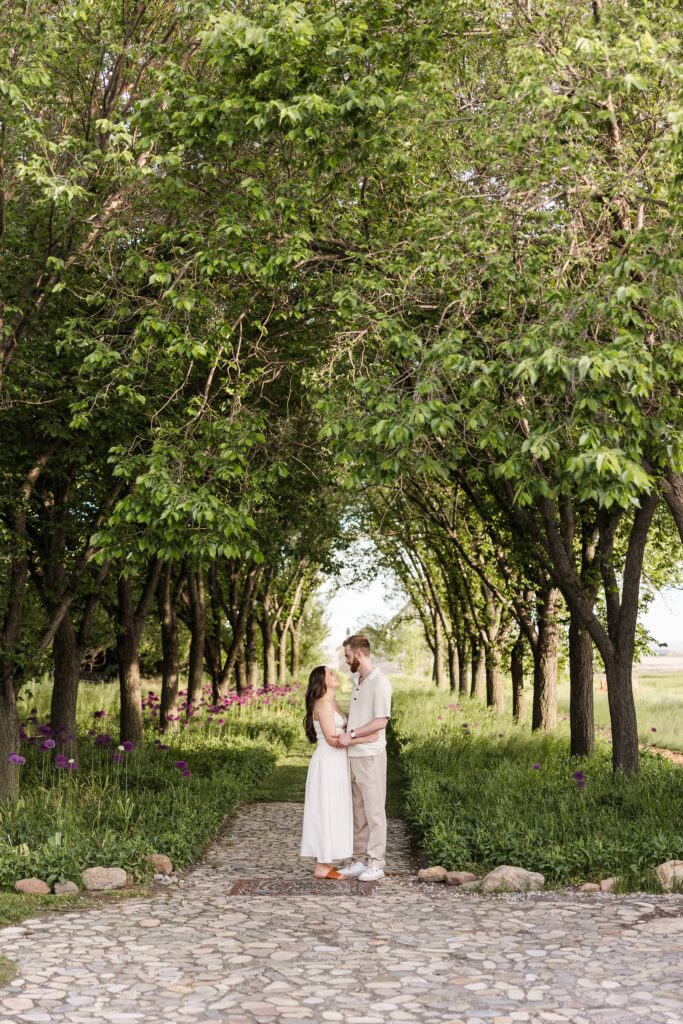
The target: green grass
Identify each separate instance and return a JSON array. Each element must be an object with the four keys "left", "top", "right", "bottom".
[{"left": 392, "top": 688, "right": 683, "bottom": 890}]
